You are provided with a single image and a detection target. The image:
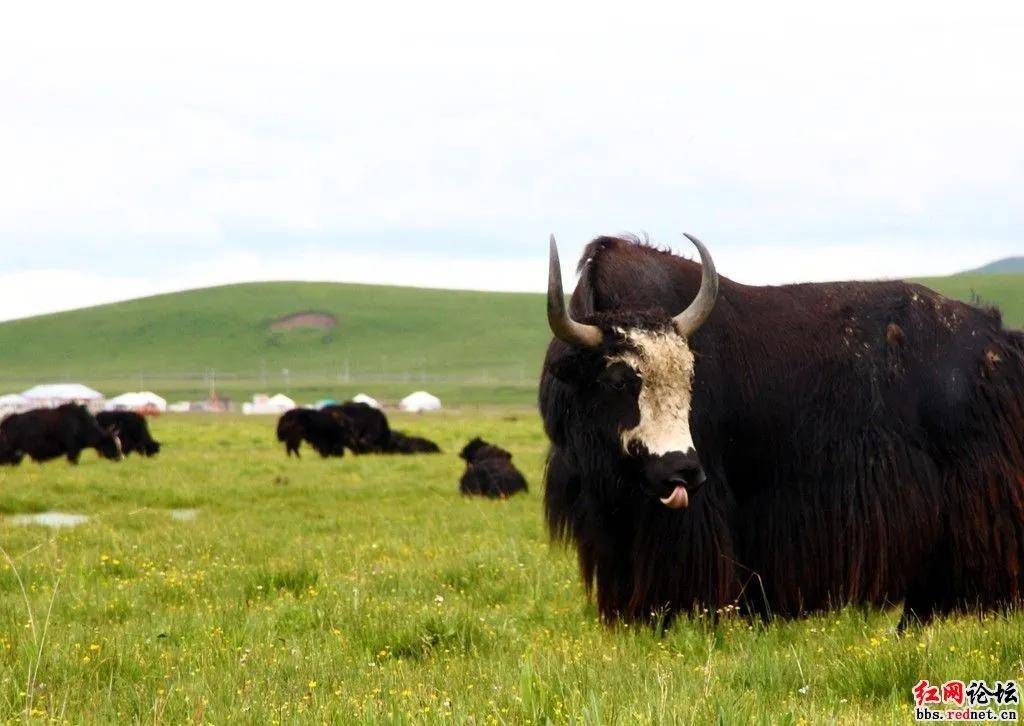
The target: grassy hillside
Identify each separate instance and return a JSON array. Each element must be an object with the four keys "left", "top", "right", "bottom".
[
  {"left": 914, "top": 273, "right": 1024, "bottom": 329},
  {"left": 964, "top": 256, "right": 1024, "bottom": 274},
  {"left": 0, "top": 282, "right": 551, "bottom": 406},
  {"left": 0, "top": 273, "right": 1020, "bottom": 406}
]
